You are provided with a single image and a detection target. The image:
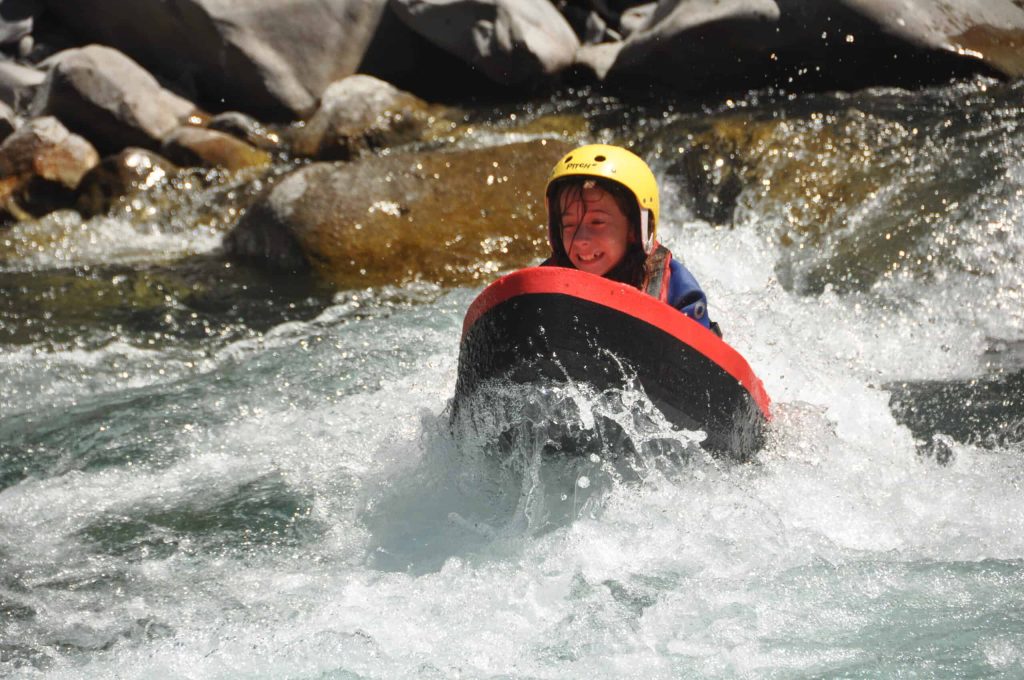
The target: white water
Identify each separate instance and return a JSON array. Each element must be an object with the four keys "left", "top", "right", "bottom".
[{"left": 3, "top": 194, "right": 1023, "bottom": 678}]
